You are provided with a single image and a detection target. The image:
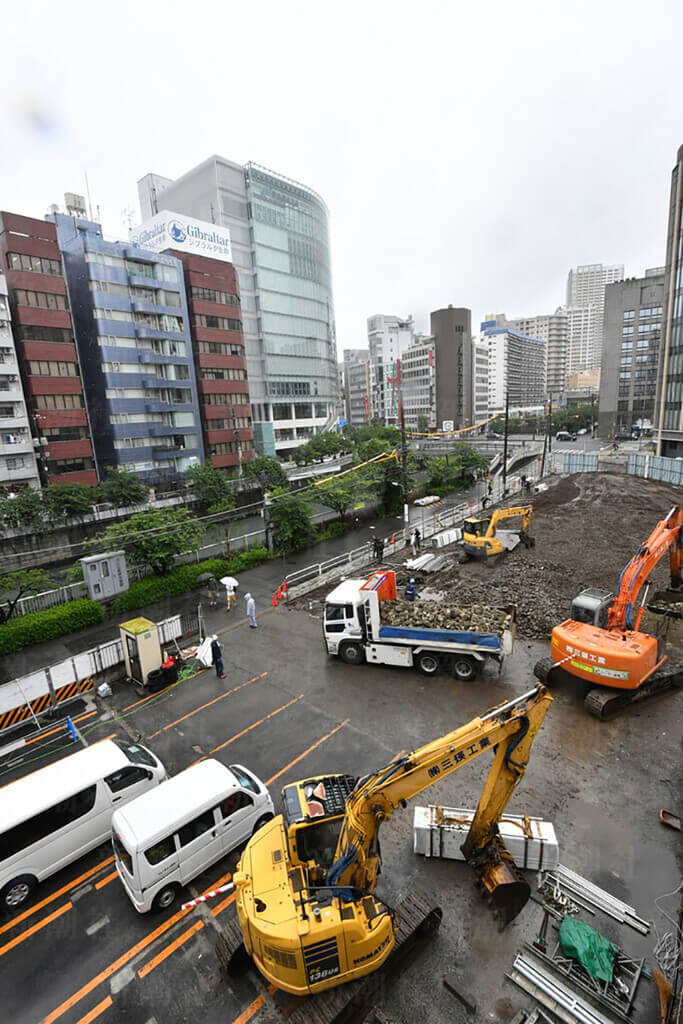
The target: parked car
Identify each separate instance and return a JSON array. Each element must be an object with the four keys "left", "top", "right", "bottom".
[
  {"left": 555, "top": 431, "right": 576, "bottom": 441},
  {"left": 614, "top": 432, "right": 632, "bottom": 441},
  {"left": 577, "top": 428, "right": 588, "bottom": 435}
]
